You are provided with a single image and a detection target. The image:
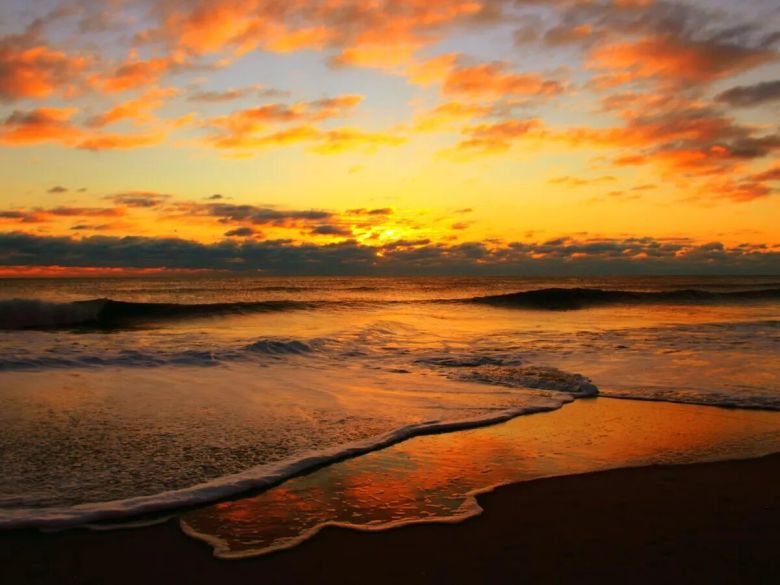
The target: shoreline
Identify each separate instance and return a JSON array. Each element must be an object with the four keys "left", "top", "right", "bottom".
[
  {"left": 0, "top": 397, "right": 572, "bottom": 531},
  {"left": 5, "top": 393, "right": 775, "bottom": 534},
  {"left": 2, "top": 453, "right": 778, "bottom": 584}
]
